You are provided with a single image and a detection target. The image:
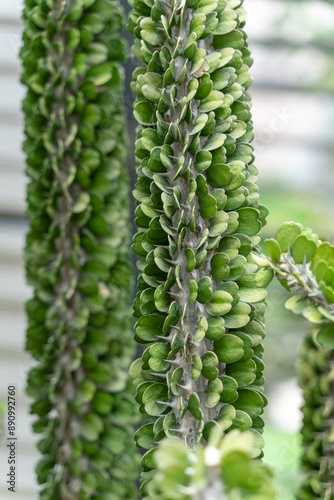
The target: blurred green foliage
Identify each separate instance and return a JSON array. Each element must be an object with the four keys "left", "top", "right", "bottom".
[{"left": 263, "top": 427, "right": 302, "bottom": 500}]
